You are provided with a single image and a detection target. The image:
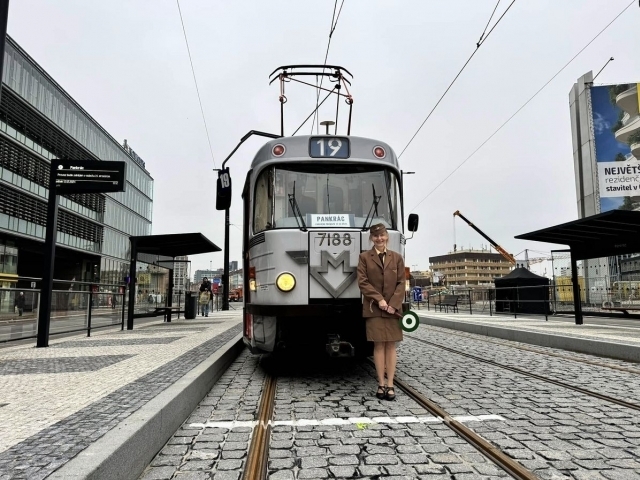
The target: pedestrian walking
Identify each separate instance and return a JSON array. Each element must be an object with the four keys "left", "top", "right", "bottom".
[
  {"left": 14, "top": 291, "right": 25, "bottom": 317},
  {"left": 357, "top": 223, "right": 406, "bottom": 401},
  {"left": 199, "top": 277, "right": 212, "bottom": 317}
]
